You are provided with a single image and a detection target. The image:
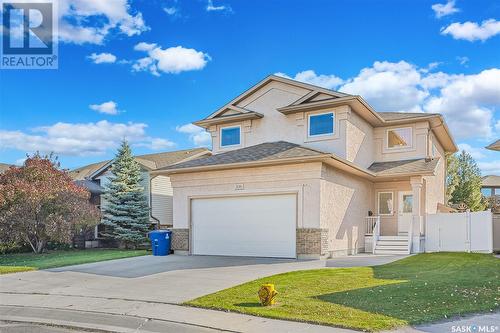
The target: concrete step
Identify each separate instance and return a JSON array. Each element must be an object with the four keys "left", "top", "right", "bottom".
[
  {"left": 374, "top": 249, "right": 409, "bottom": 255},
  {"left": 375, "top": 244, "right": 408, "bottom": 249},
  {"left": 376, "top": 241, "right": 408, "bottom": 246},
  {"left": 379, "top": 236, "right": 408, "bottom": 241}
]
